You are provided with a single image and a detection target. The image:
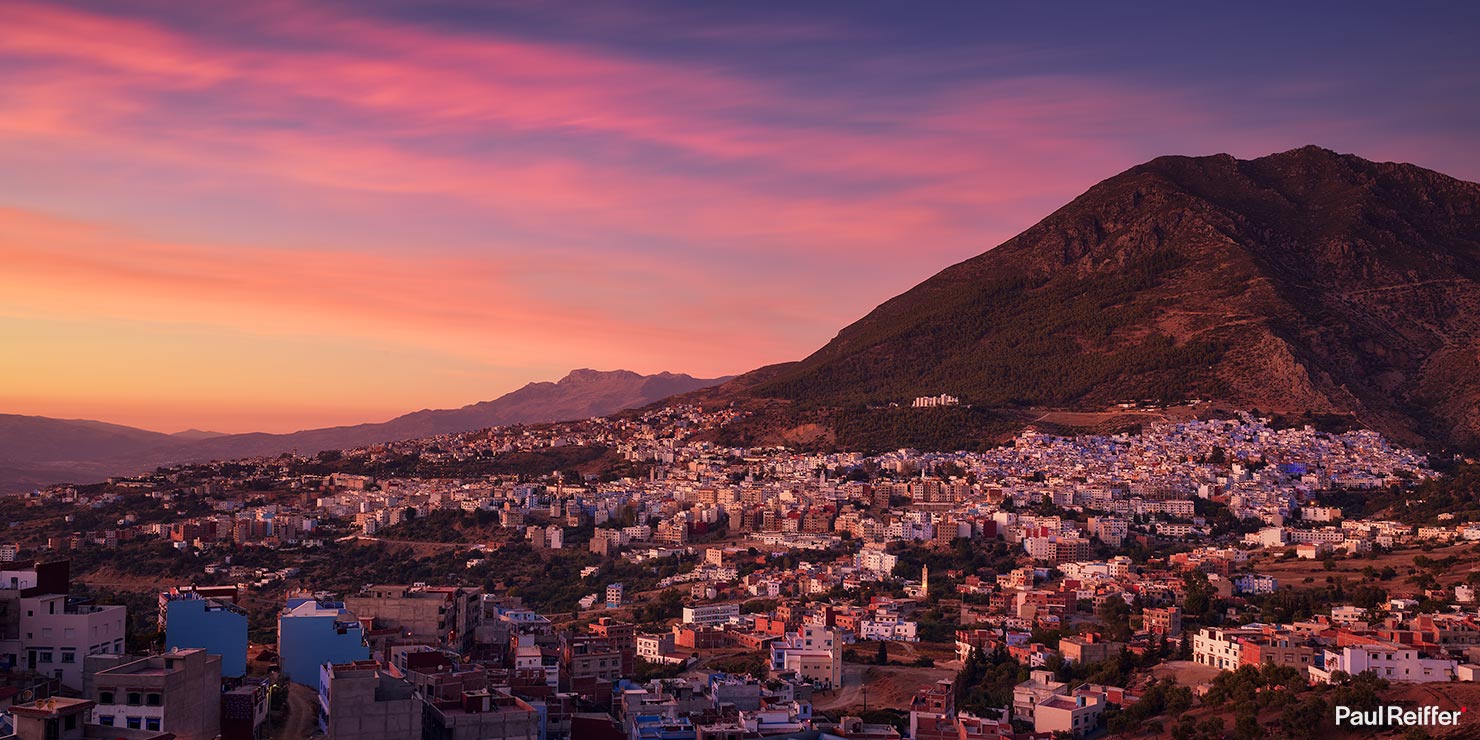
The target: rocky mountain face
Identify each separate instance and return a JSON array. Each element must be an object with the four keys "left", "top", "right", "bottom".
[
  {"left": 704, "top": 146, "right": 1480, "bottom": 450},
  {"left": 0, "top": 369, "right": 728, "bottom": 491}
]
